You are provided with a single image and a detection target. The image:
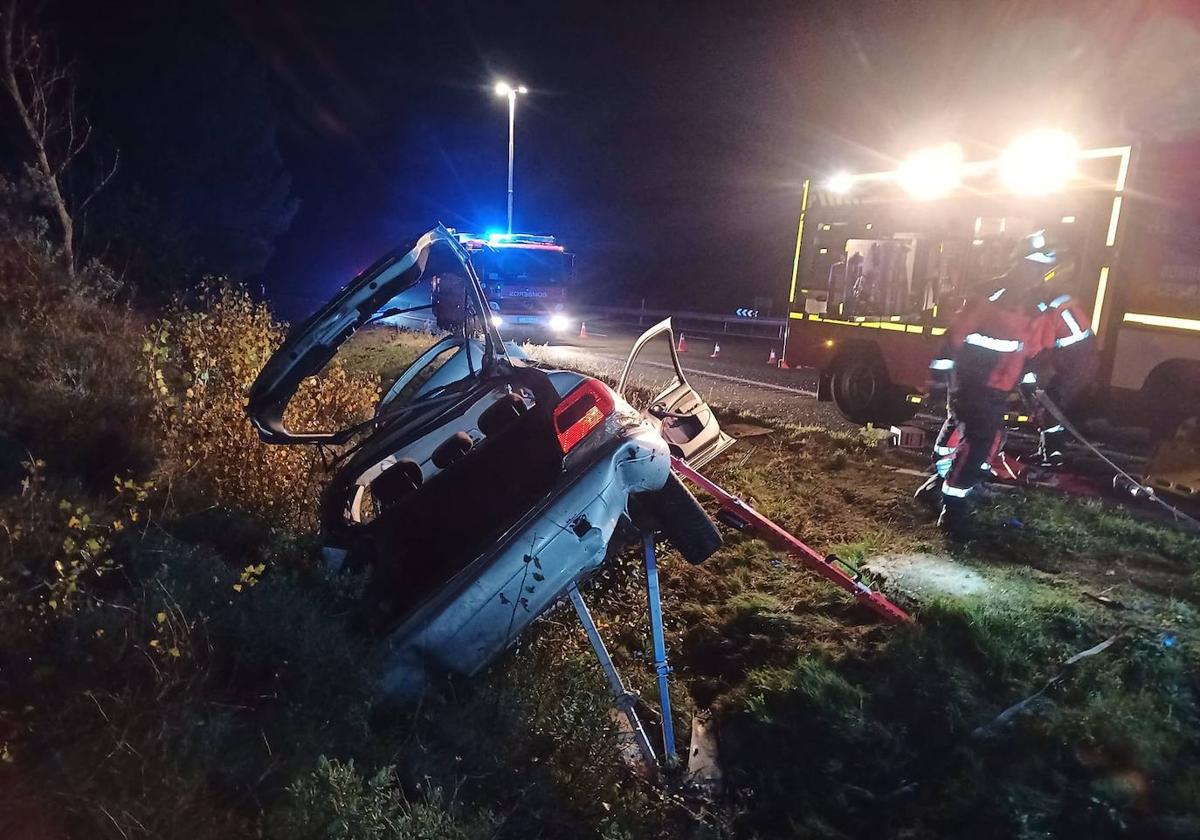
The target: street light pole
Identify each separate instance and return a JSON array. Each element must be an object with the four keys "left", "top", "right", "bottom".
[
  {"left": 494, "top": 81, "right": 527, "bottom": 235},
  {"left": 505, "top": 91, "right": 515, "bottom": 234}
]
